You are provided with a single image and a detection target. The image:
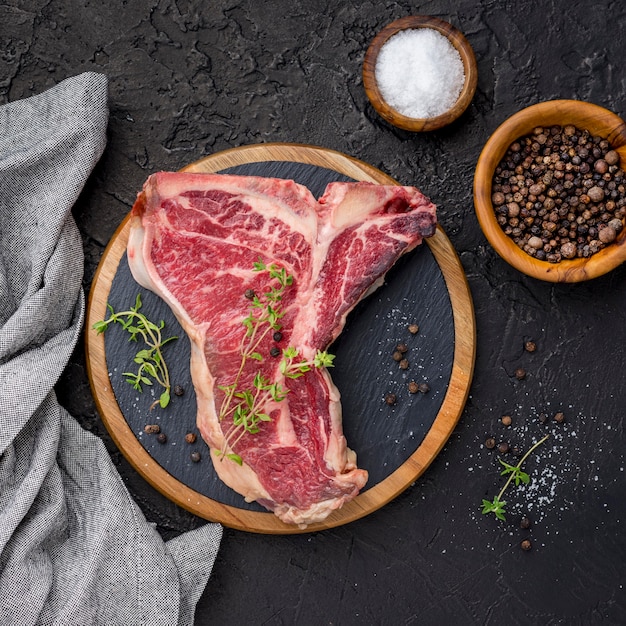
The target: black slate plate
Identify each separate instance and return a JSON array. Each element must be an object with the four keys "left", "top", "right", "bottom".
[{"left": 86, "top": 144, "right": 475, "bottom": 533}]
